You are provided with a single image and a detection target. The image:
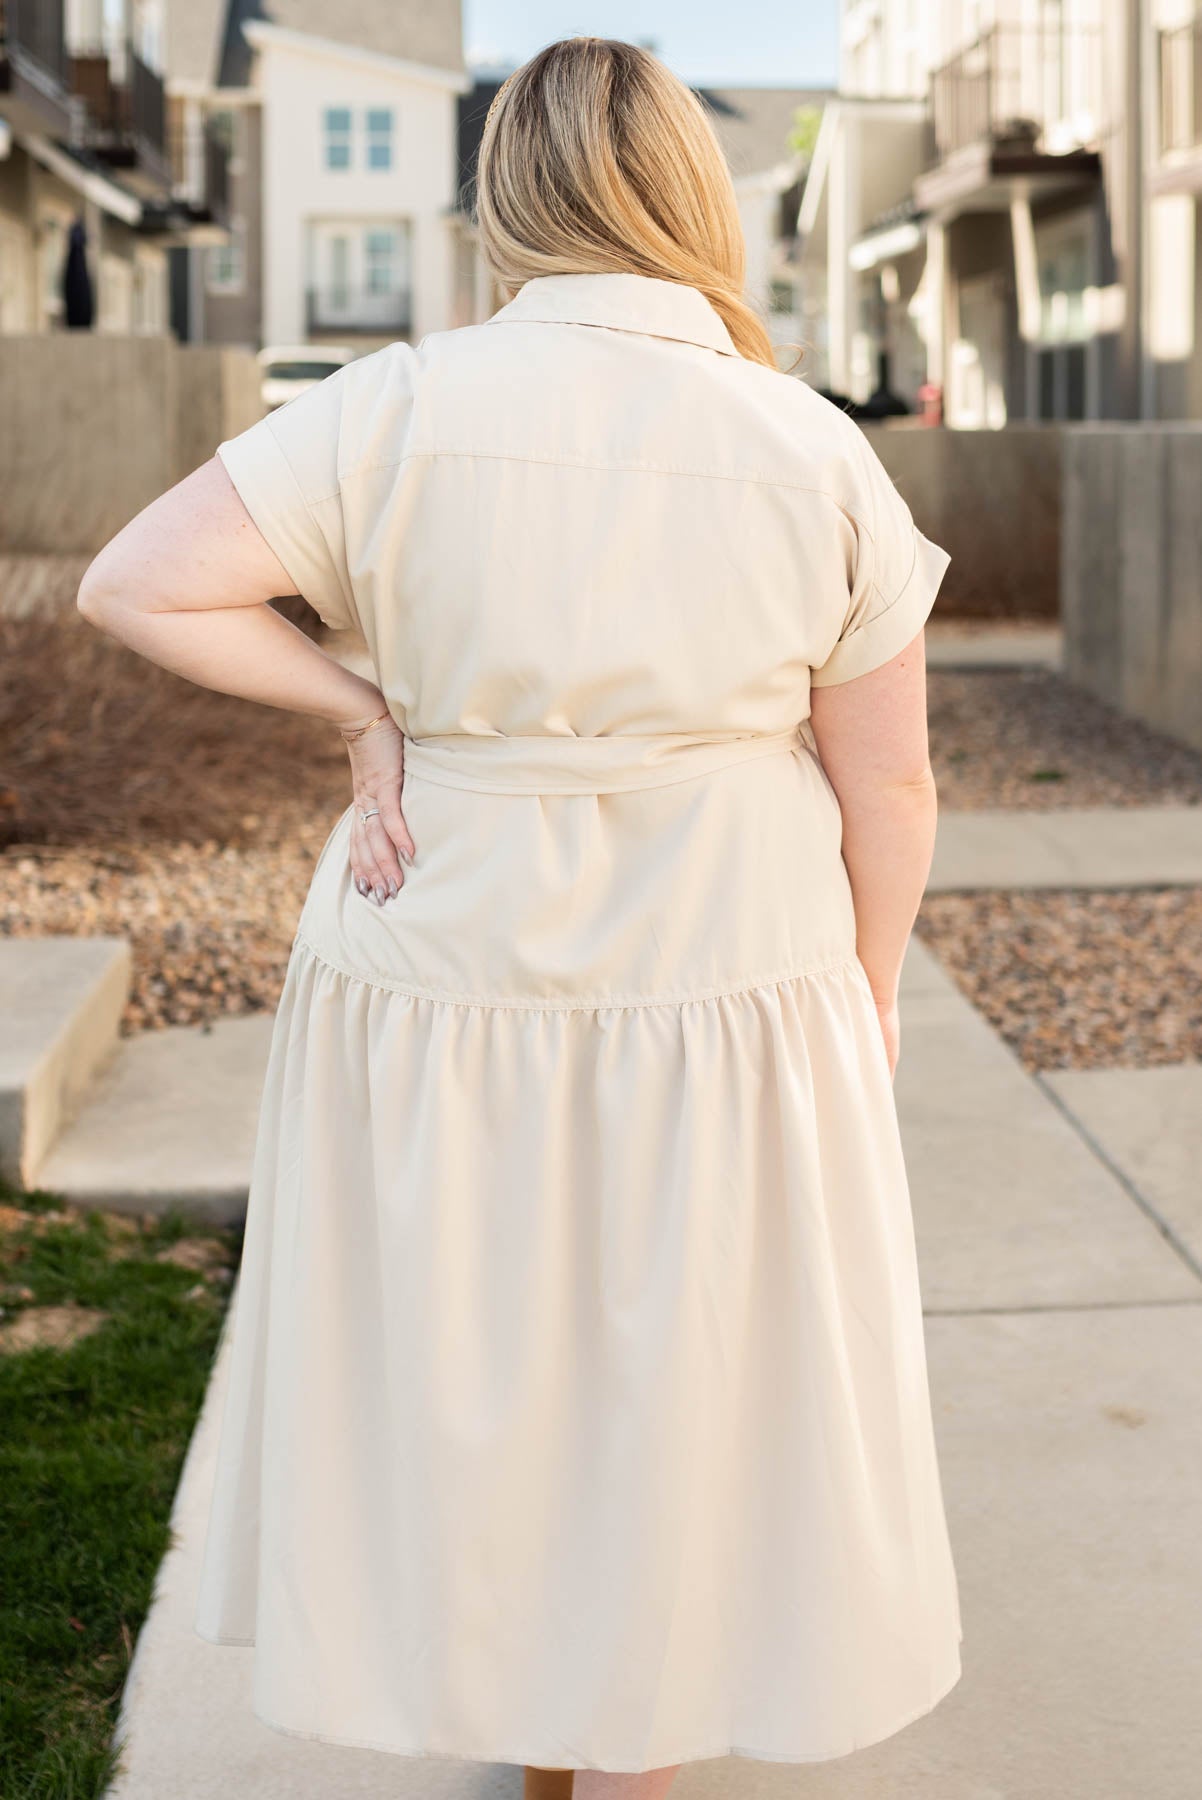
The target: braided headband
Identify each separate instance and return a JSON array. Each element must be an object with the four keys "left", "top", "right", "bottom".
[{"left": 483, "top": 75, "right": 515, "bottom": 134}]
